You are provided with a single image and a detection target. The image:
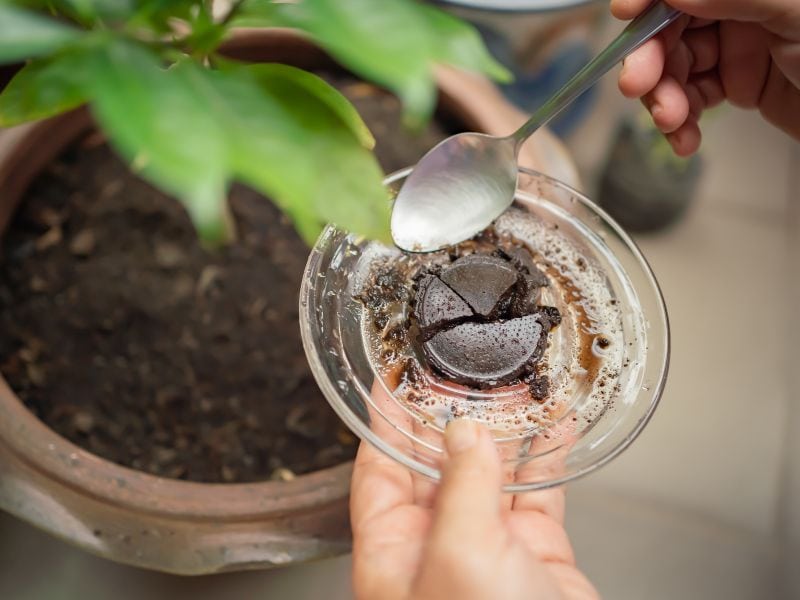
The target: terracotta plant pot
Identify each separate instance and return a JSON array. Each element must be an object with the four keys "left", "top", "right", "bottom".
[{"left": 0, "top": 30, "right": 578, "bottom": 575}]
